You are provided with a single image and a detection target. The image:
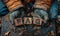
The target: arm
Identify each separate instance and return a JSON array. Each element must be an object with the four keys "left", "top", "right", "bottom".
[
  {"left": 0, "top": 0, "right": 9, "bottom": 17},
  {"left": 49, "top": 0, "right": 58, "bottom": 19}
]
